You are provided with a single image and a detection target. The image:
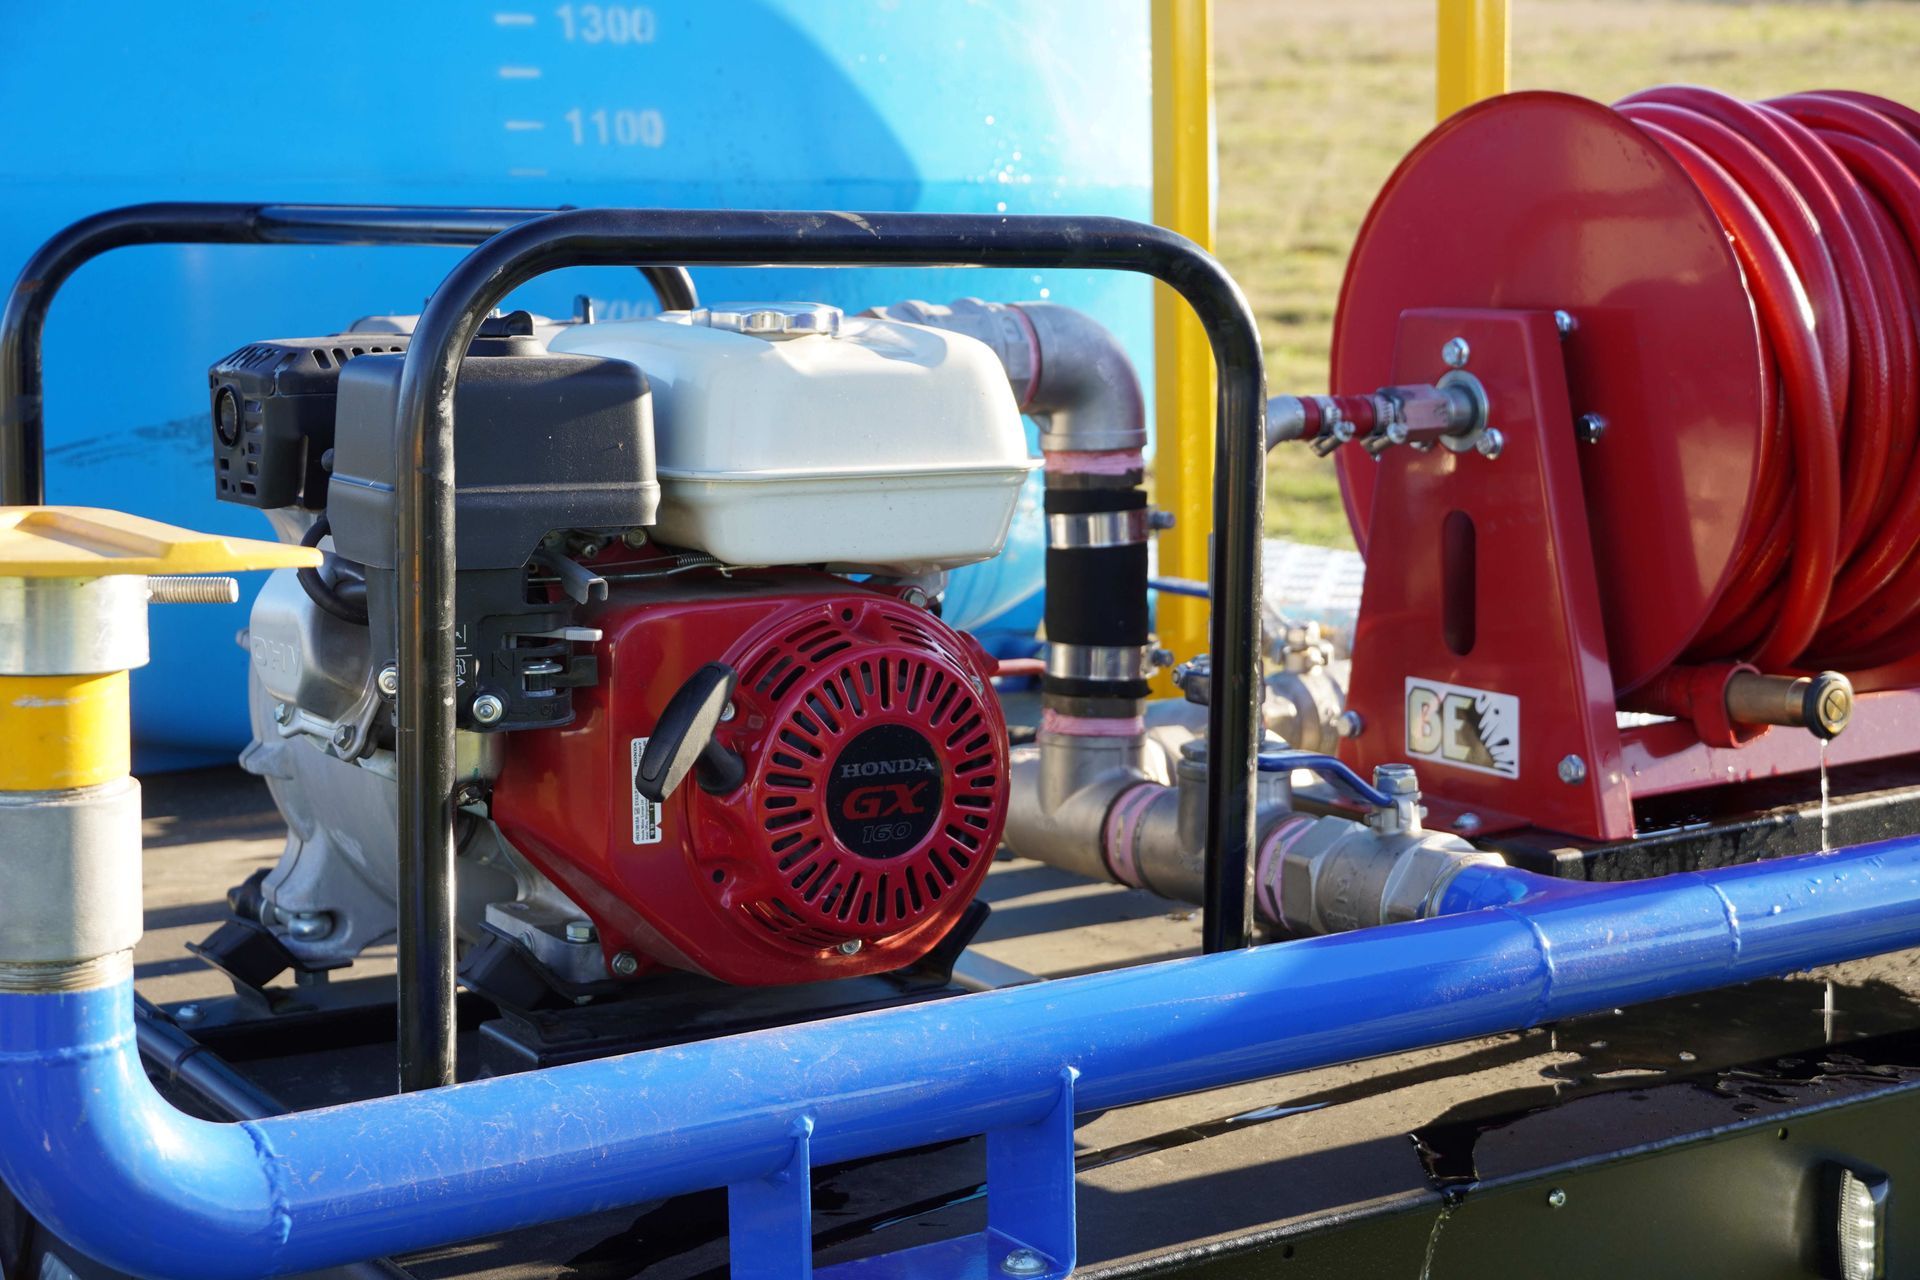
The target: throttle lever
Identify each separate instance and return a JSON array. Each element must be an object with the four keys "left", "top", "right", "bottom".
[{"left": 634, "top": 662, "right": 747, "bottom": 803}]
